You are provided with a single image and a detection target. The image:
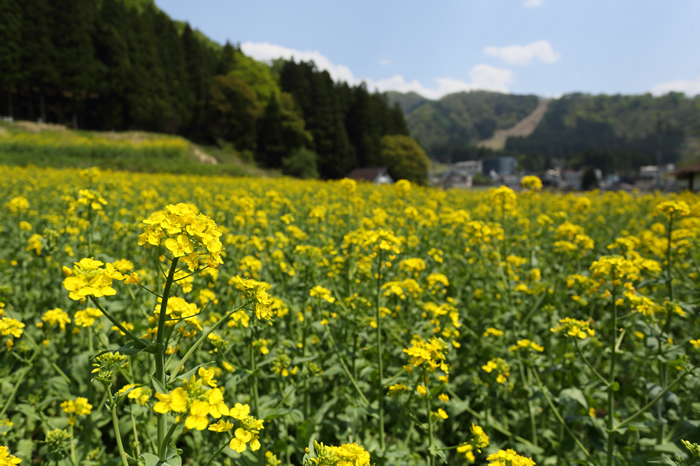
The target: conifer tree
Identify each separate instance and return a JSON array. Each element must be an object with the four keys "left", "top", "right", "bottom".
[
  {"left": 19, "top": 0, "right": 58, "bottom": 122},
  {"left": 0, "top": 0, "right": 22, "bottom": 117},
  {"left": 51, "top": 0, "right": 97, "bottom": 128},
  {"left": 217, "top": 41, "right": 237, "bottom": 76}
]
